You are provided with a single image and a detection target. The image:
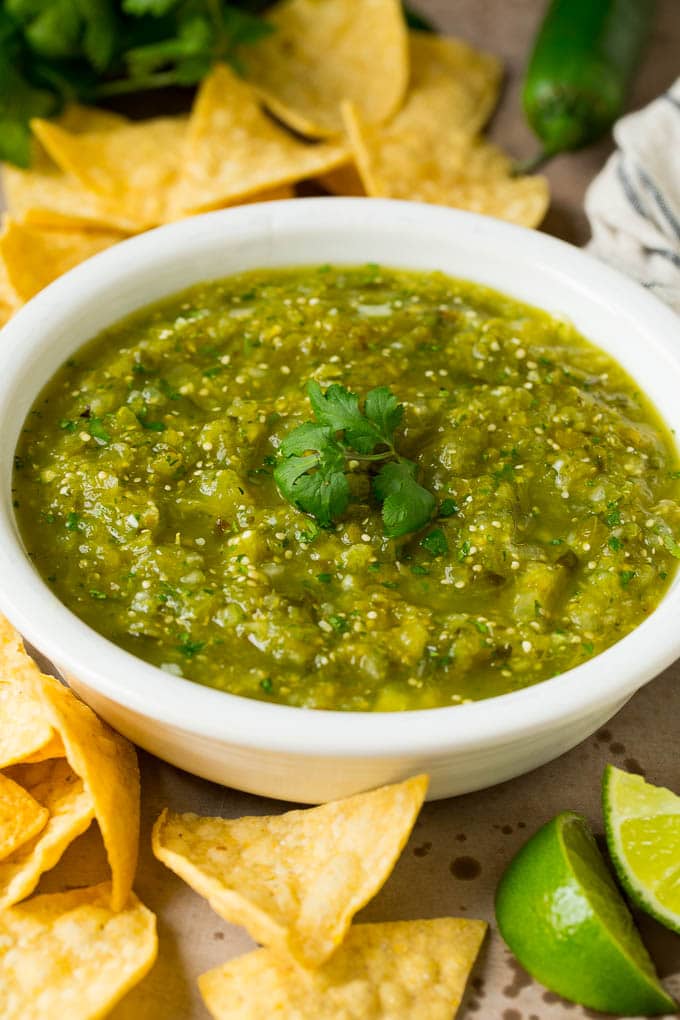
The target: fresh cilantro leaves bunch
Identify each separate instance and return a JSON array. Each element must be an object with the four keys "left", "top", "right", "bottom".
[
  {"left": 0, "top": 0, "right": 271, "bottom": 167},
  {"left": 274, "top": 381, "right": 436, "bottom": 539}
]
